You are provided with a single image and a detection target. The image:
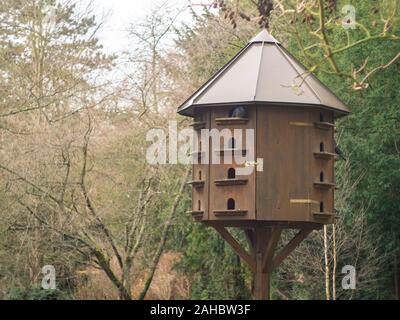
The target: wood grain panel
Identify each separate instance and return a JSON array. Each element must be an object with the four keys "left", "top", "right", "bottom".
[
  {"left": 257, "top": 106, "right": 320, "bottom": 223},
  {"left": 309, "top": 110, "right": 335, "bottom": 222},
  {"left": 191, "top": 109, "right": 210, "bottom": 220},
  {"left": 208, "top": 106, "right": 256, "bottom": 220}
]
